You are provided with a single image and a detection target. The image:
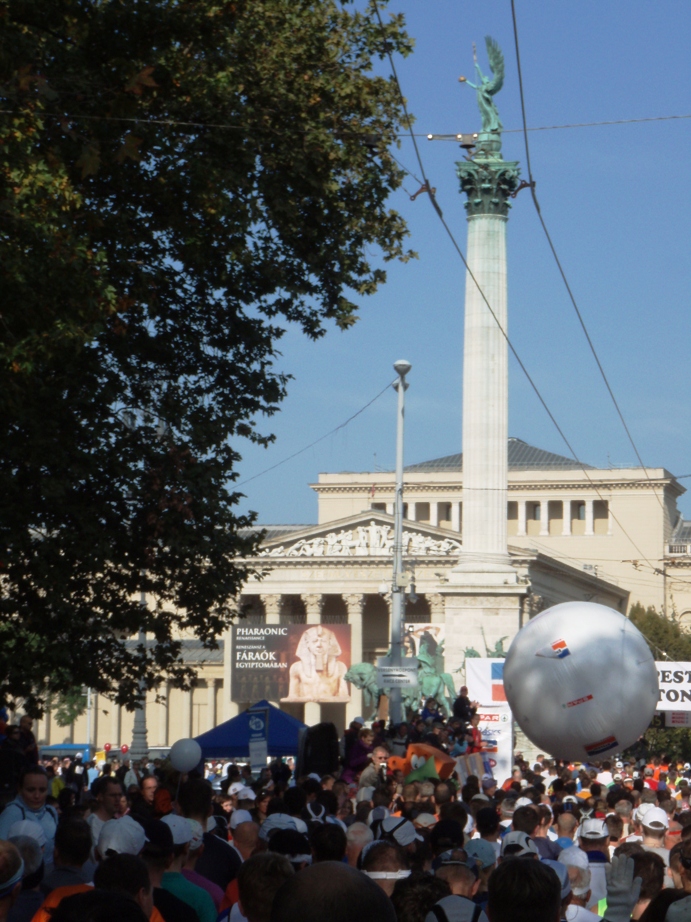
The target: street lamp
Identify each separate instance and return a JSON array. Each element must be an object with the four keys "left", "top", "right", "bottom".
[
  {"left": 129, "top": 586, "right": 149, "bottom": 762},
  {"left": 389, "top": 359, "right": 411, "bottom": 725}
]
